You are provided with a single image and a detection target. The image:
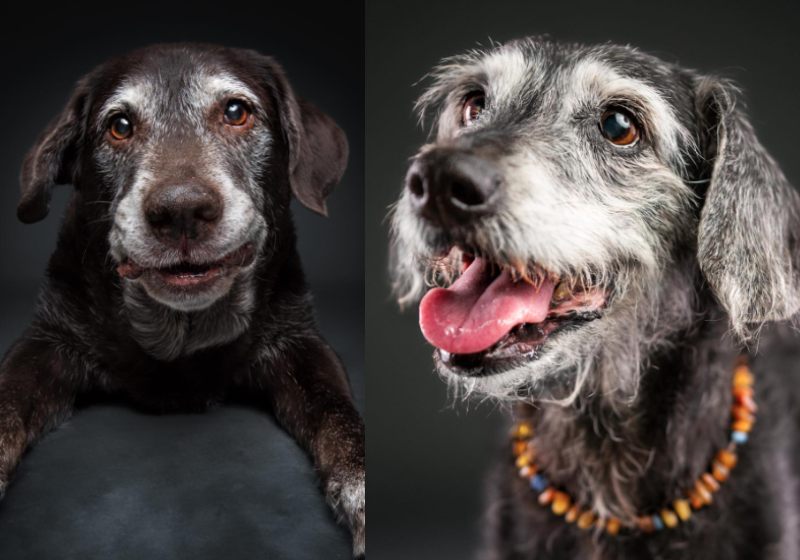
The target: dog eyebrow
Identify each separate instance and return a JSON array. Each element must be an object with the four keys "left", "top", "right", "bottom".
[
  {"left": 204, "top": 74, "right": 259, "bottom": 105},
  {"left": 568, "top": 59, "right": 695, "bottom": 163}
]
